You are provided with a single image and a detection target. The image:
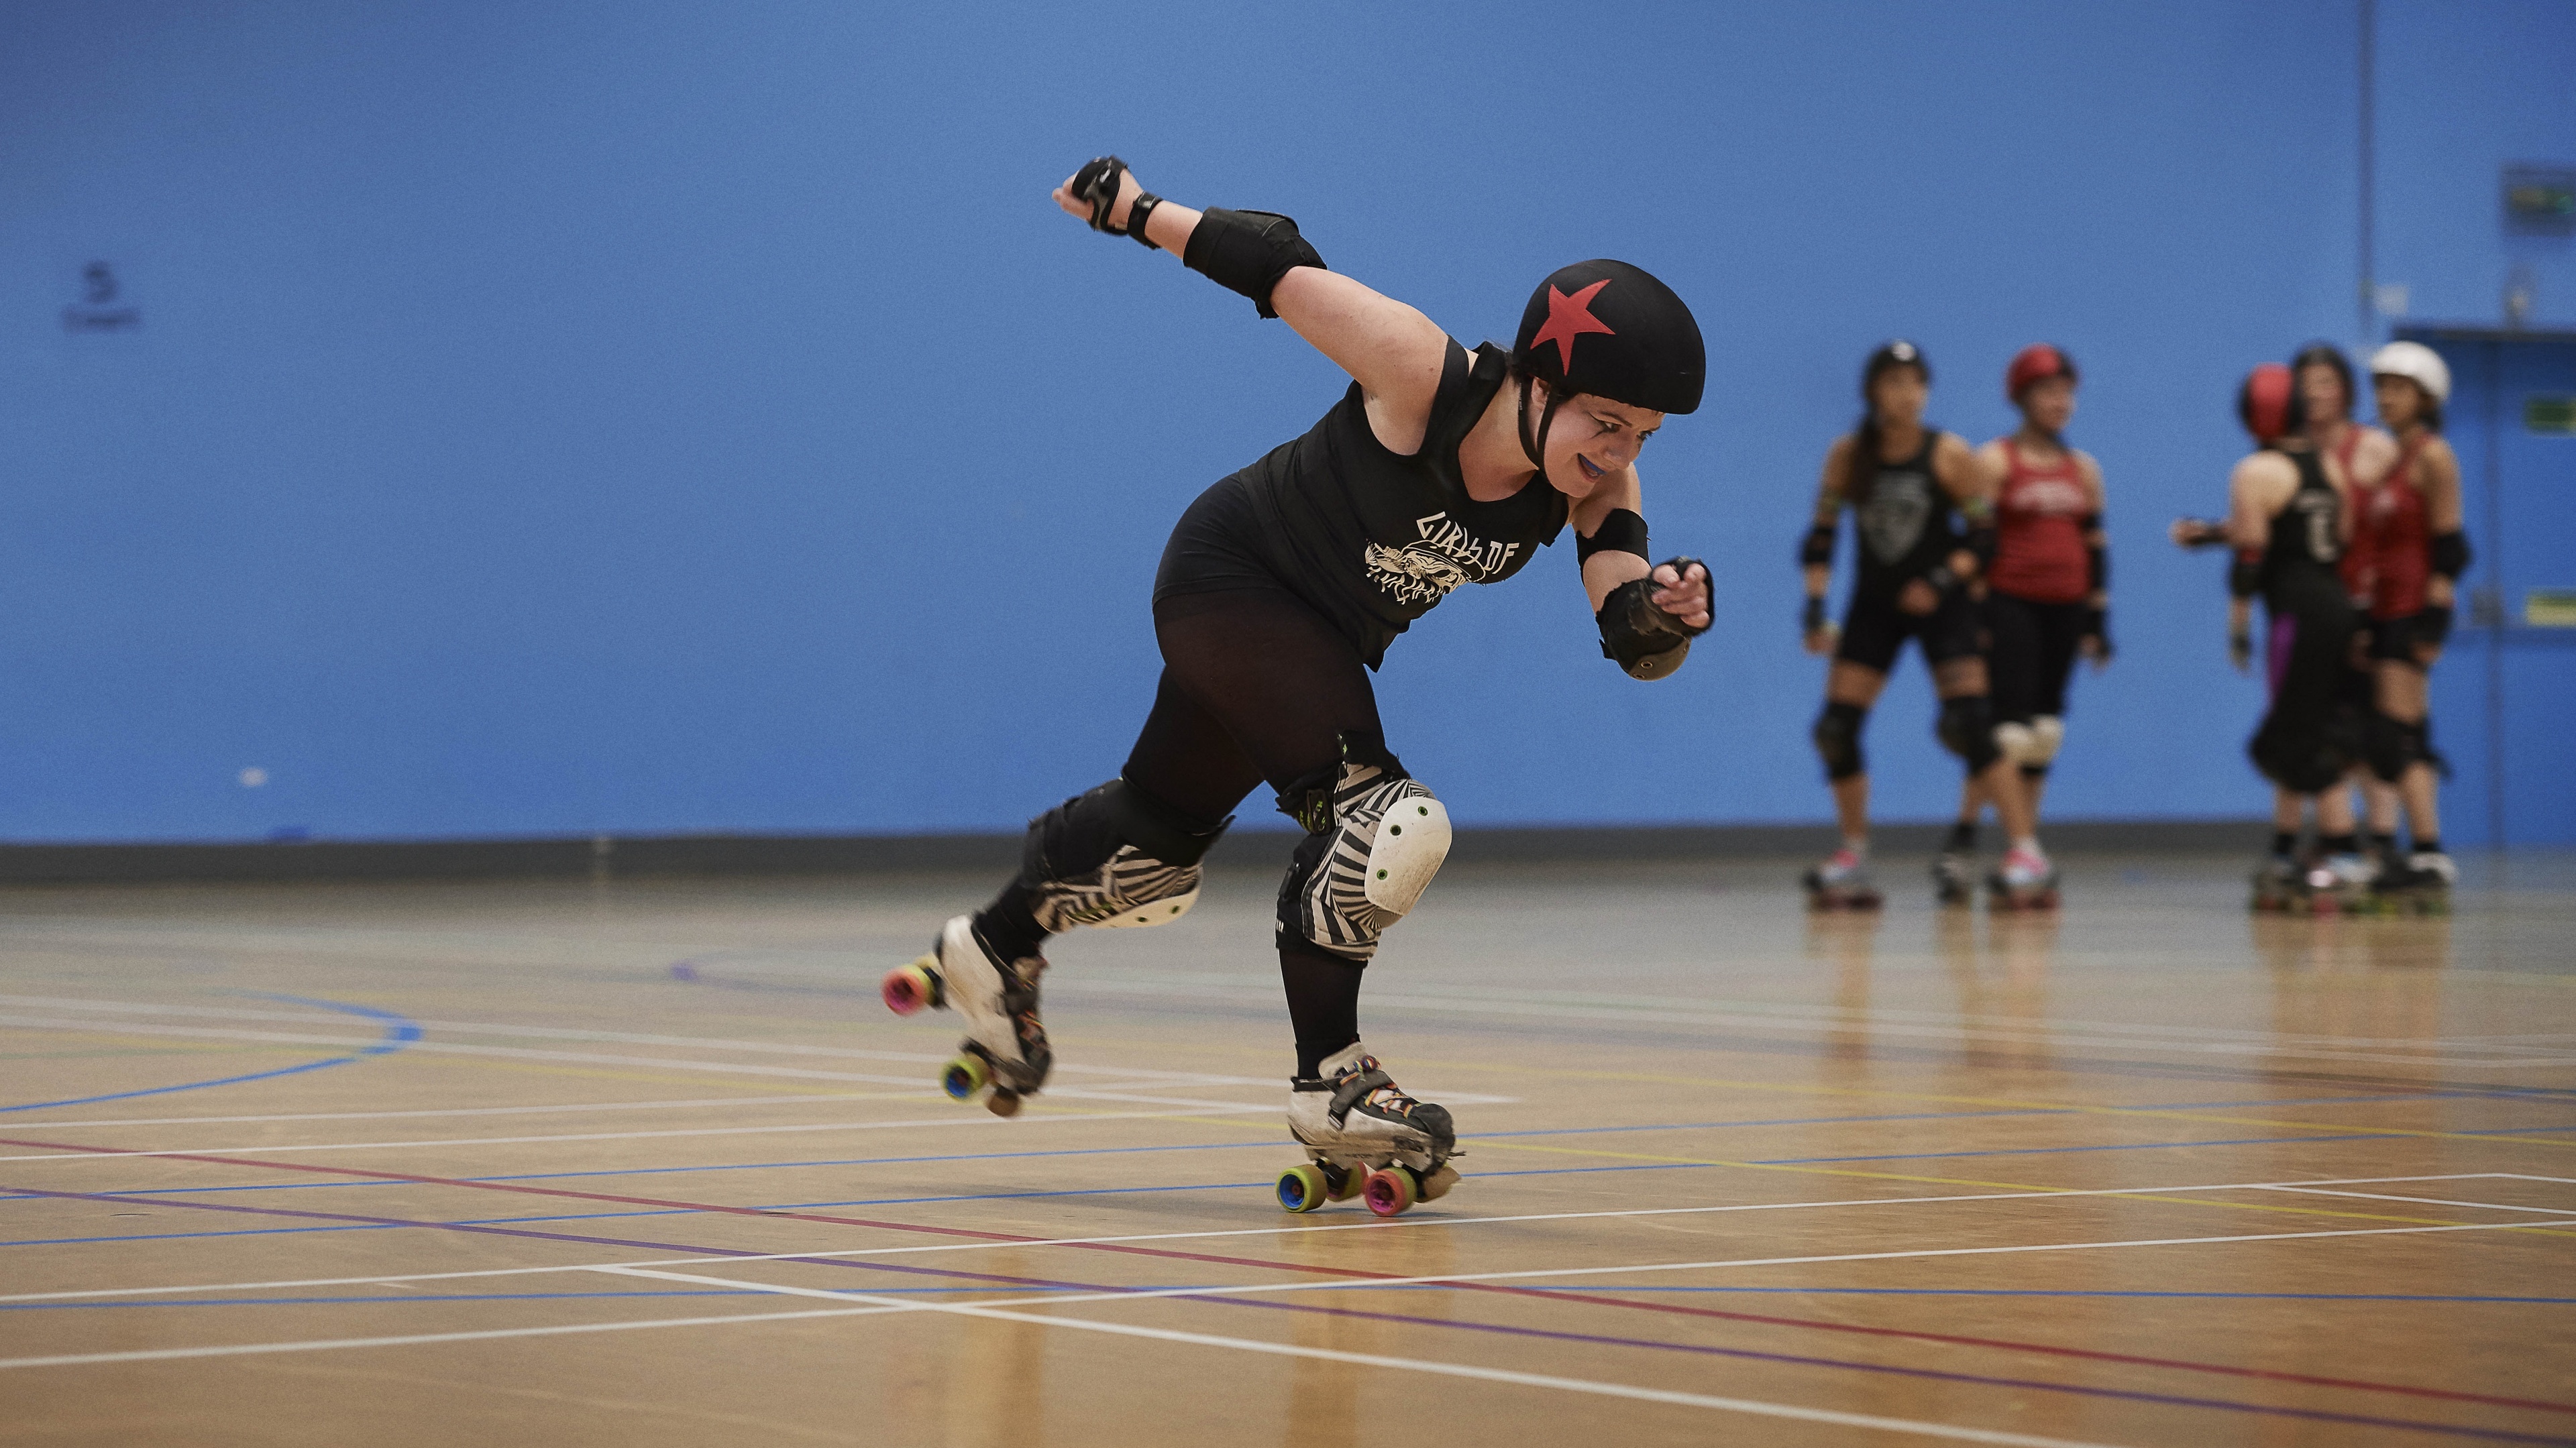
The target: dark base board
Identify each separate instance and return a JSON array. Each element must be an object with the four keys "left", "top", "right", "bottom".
[{"left": 0, "top": 819, "right": 2269, "bottom": 886}]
